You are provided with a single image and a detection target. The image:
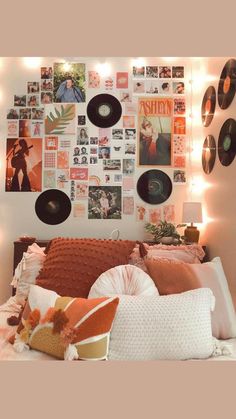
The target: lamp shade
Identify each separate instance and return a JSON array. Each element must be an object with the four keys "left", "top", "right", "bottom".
[{"left": 182, "top": 202, "right": 203, "bottom": 223}]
